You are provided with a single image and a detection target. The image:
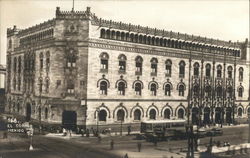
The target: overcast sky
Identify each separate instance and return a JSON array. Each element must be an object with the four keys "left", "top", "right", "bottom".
[{"left": 0, "top": 0, "right": 249, "bottom": 65}]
